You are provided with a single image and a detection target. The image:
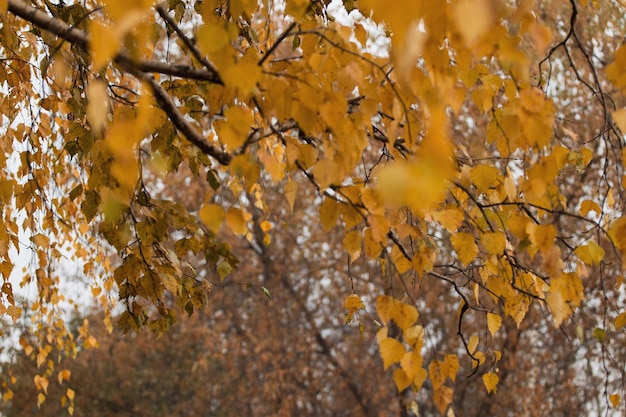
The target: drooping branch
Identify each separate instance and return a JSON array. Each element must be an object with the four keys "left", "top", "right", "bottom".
[
  {"left": 7, "top": 0, "right": 232, "bottom": 165},
  {"left": 7, "top": 0, "right": 223, "bottom": 84},
  {"left": 130, "top": 68, "right": 233, "bottom": 166}
]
